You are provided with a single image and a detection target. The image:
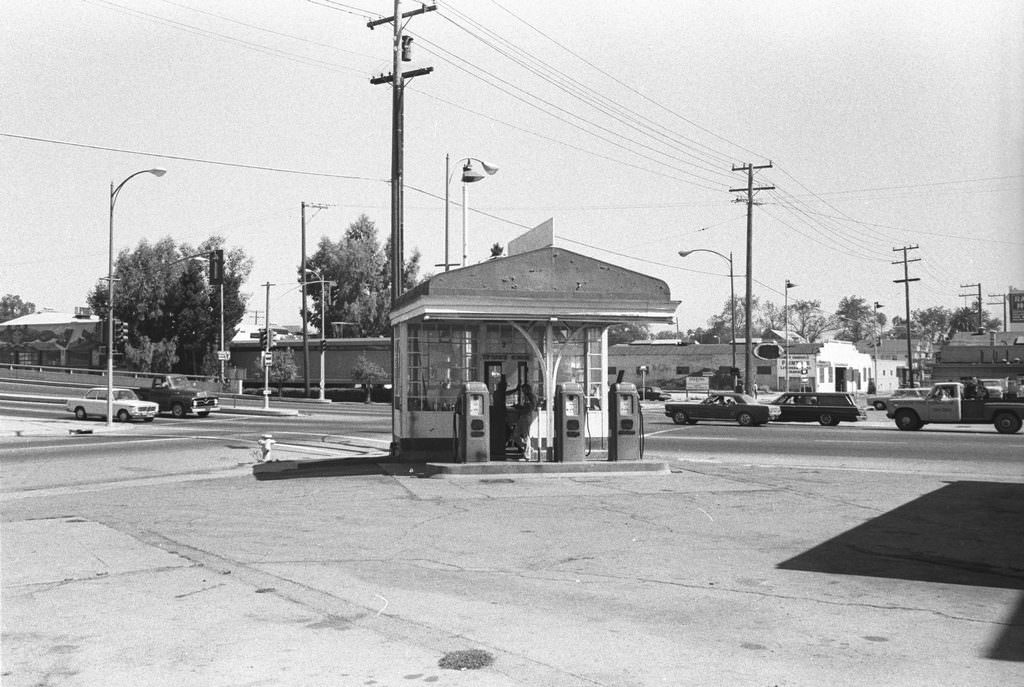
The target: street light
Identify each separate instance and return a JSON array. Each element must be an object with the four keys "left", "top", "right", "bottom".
[
  {"left": 784, "top": 279, "right": 797, "bottom": 392},
  {"left": 304, "top": 267, "right": 335, "bottom": 401},
  {"left": 679, "top": 249, "right": 736, "bottom": 389},
  {"left": 107, "top": 168, "right": 166, "bottom": 426},
  {"left": 442, "top": 155, "right": 498, "bottom": 270},
  {"left": 872, "top": 301, "right": 884, "bottom": 391}
]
